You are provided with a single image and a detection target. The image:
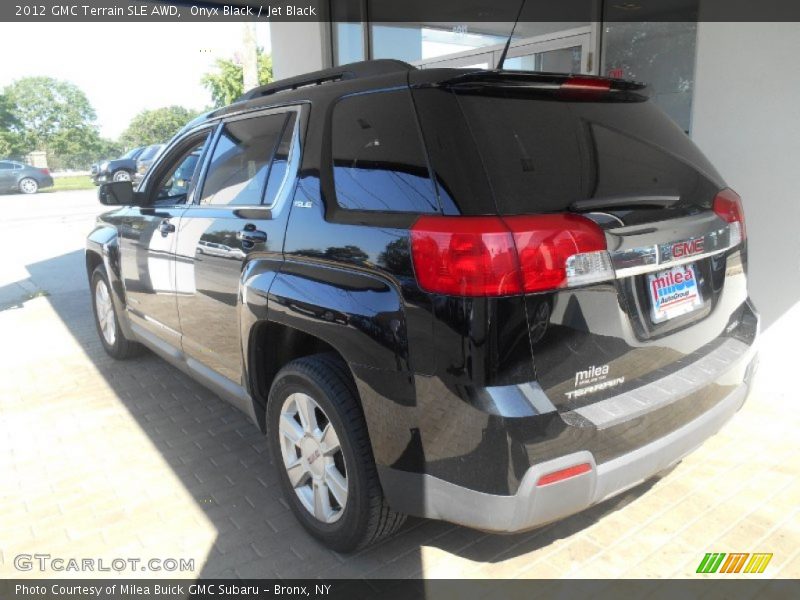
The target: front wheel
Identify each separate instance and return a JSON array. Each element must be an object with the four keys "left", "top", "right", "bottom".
[
  {"left": 267, "top": 354, "right": 406, "bottom": 551},
  {"left": 90, "top": 264, "right": 143, "bottom": 359},
  {"left": 112, "top": 170, "right": 132, "bottom": 182},
  {"left": 19, "top": 177, "right": 38, "bottom": 194}
]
